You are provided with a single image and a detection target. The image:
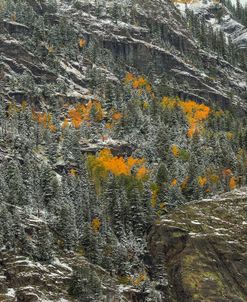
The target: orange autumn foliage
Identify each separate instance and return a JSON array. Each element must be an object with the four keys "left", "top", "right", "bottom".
[
  {"left": 92, "top": 101, "right": 104, "bottom": 121},
  {"left": 187, "top": 123, "right": 197, "bottom": 138},
  {"left": 62, "top": 118, "right": 69, "bottom": 129},
  {"left": 79, "top": 38, "right": 86, "bottom": 48},
  {"left": 179, "top": 100, "right": 210, "bottom": 137},
  {"left": 229, "top": 177, "right": 236, "bottom": 190},
  {"left": 146, "top": 84, "right": 152, "bottom": 93},
  {"left": 161, "top": 97, "right": 210, "bottom": 137},
  {"left": 136, "top": 166, "right": 149, "bottom": 180},
  {"left": 87, "top": 149, "right": 148, "bottom": 180},
  {"left": 161, "top": 96, "right": 177, "bottom": 109},
  {"left": 131, "top": 273, "right": 147, "bottom": 286},
  {"left": 223, "top": 168, "right": 233, "bottom": 177},
  {"left": 112, "top": 111, "right": 122, "bottom": 121},
  {"left": 210, "top": 174, "right": 219, "bottom": 184},
  {"left": 68, "top": 109, "right": 82, "bottom": 128},
  {"left": 125, "top": 72, "right": 135, "bottom": 83},
  {"left": 126, "top": 156, "right": 143, "bottom": 170},
  {"left": 171, "top": 179, "right": 177, "bottom": 186},
  {"left": 171, "top": 145, "right": 180, "bottom": 157},
  {"left": 198, "top": 176, "right": 207, "bottom": 187},
  {"left": 124, "top": 73, "right": 153, "bottom": 94},
  {"left": 91, "top": 218, "right": 101, "bottom": 233},
  {"left": 132, "top": 77, "right": 147, "bottom": 89},
  {"left": 33, "top": 111, "right": 57, "bottom": 132},
  {"left": 49, "top": 124, "right": 57, "bottom": 133},
  {"left": 68, "top": 100, "right": 104, "bottom": 128},
  {"left": 105, "top": 122, "right": 113, "bottom": 129},
  {"left": 104, "top": 111, "right": 122, "bottom": 130},
  {"left": 104, "top": 157, "right": 129, "bottom": 176}
]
